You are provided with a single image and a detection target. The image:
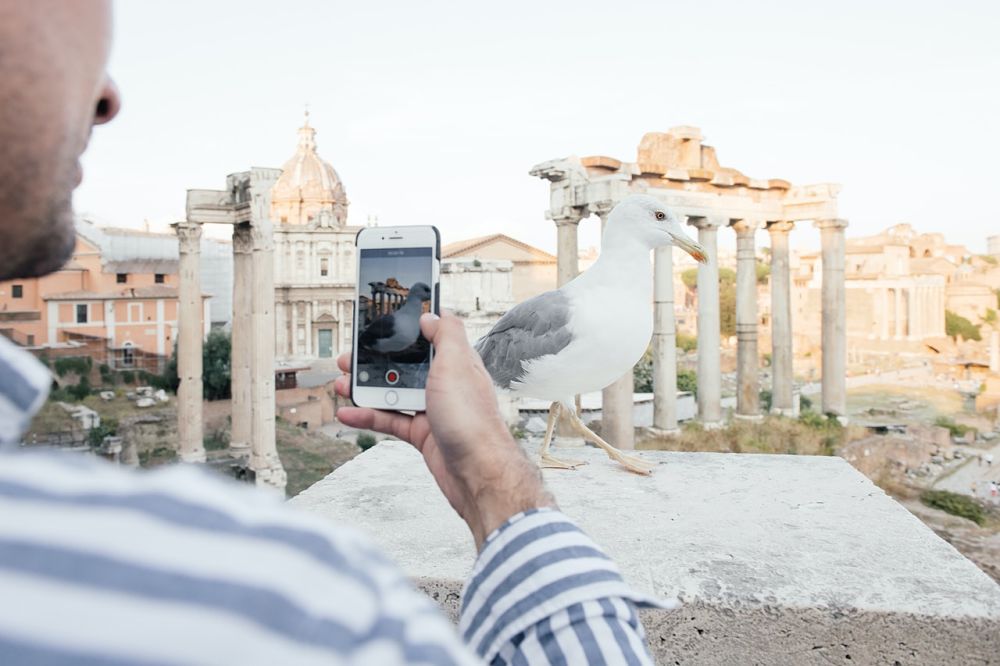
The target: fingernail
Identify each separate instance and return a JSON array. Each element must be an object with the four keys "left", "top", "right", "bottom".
[{"left": 421, "top": 312, "right": 440, "bottom": 321}]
